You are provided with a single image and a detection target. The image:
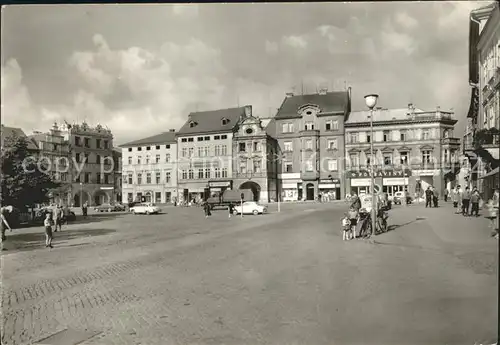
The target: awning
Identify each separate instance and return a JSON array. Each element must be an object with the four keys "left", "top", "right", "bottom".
[
  {"left": 282, "top": 183, "right": 298, "bottom": 189},
  {"left": 319, "top": 184, "right": 338, "bottom": 189},
  {"left": 479, "top": 168, "right": 499, "bottom": 179}
]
